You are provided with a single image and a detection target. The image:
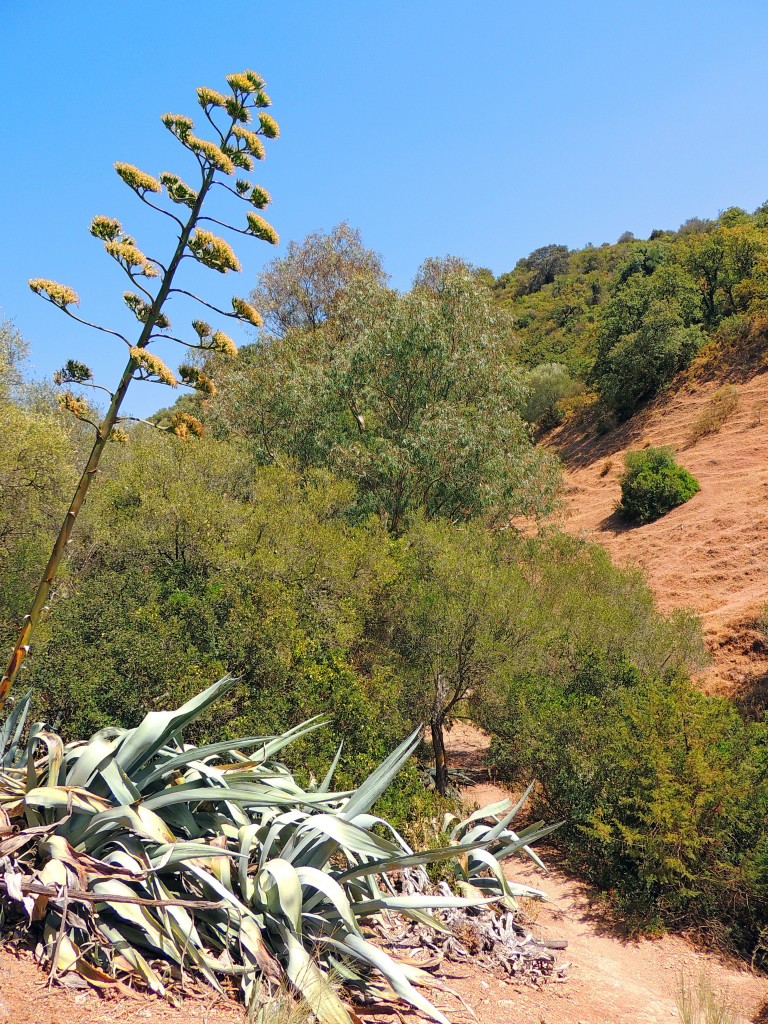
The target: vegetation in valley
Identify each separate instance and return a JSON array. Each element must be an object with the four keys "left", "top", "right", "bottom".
[
  {"left": 4, "top": 65, "right": 768, "bottom": 1012},
  {"left": 493, "top": 204, "right": 768, "bottom": 425}
]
